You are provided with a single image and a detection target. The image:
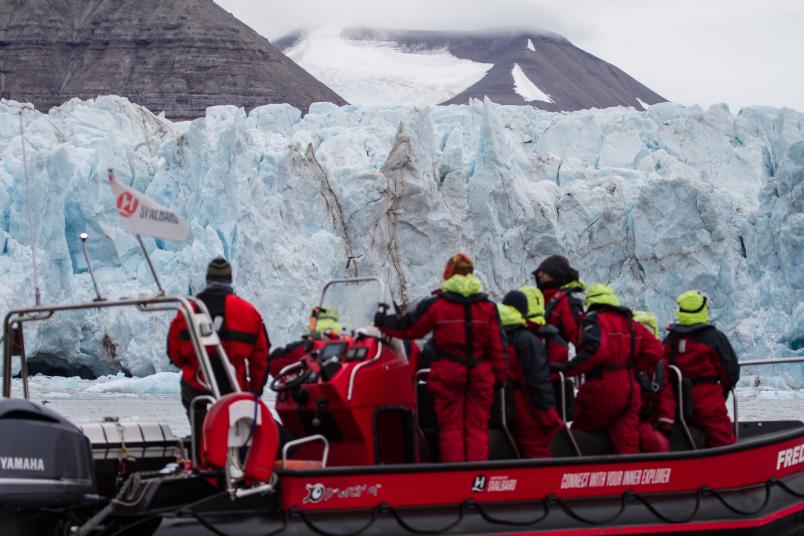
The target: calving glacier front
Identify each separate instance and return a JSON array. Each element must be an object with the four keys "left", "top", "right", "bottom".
[{"left": 0, "top": 96, "right": 801, "bottom": 380}]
